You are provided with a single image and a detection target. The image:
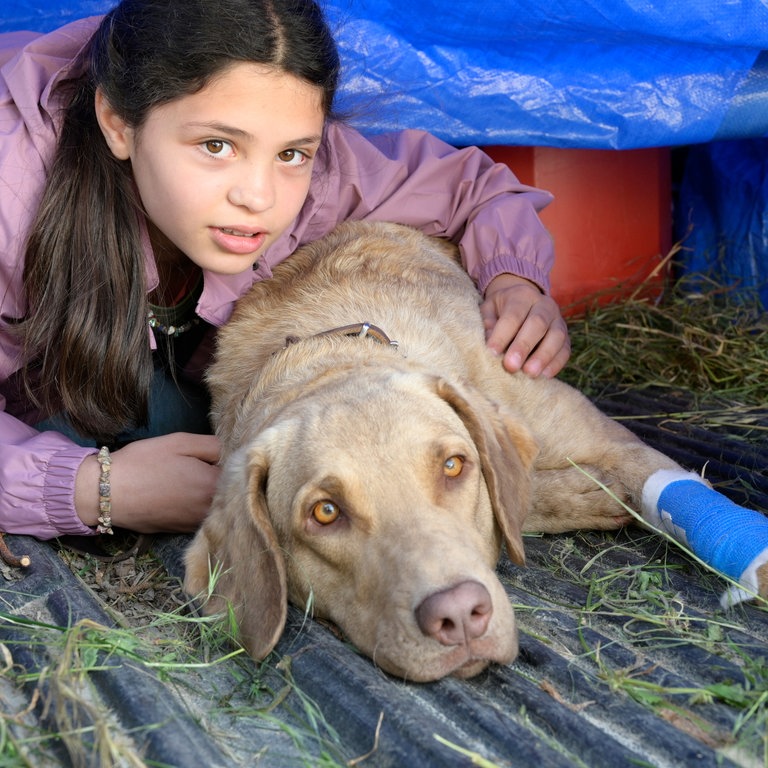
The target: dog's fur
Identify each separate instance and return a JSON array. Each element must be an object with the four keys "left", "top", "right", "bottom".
[{"left": 185, "top": 221, "right": 682, "bottom": 681}]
